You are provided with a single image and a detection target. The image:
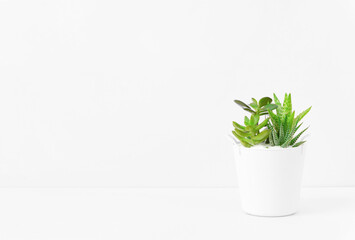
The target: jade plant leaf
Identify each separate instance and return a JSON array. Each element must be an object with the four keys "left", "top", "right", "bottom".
[
  {"left": 261, "top": 104, "right": 278, "bottom": 111},
  {"left": 251, "top": 129, "right": 271, "bottom": 141},
  {"left": 234, "top": 100, "right": 251, "bottom": 110},
  {"left": 232, "top": 96, "right": 279, "bottom": 147},
  {"left": 244, "top": 116, "right": 250, "bottom": 126},
  {"left": 233, "top": 121, "right": 245, "bottom": 130},
  {"left": 258, "top": 97, "right": 272, "bottom": 107}
]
